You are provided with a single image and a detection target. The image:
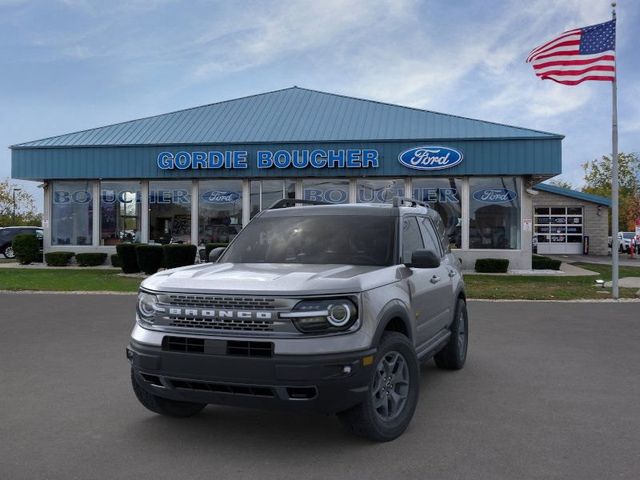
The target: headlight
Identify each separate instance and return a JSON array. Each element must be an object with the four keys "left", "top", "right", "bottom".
[
  {"left": 281, "top": 298, "right": 358, "bottom": 333},
  {"left": 137, "top": 291, "right": 158, "bottom": 325}
]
